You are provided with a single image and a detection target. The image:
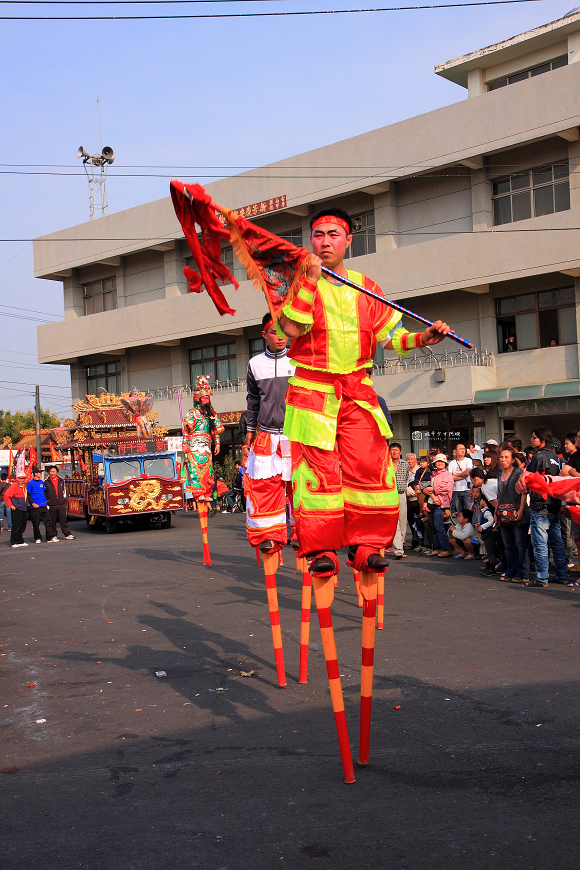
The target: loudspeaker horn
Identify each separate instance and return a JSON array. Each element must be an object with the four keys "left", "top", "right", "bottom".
[
  {"left": 77, "top": 146, "right": 90, "bottom": 159},
  {"left": 102, "top": 146, "right": 114, "bottom": 164}
]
